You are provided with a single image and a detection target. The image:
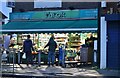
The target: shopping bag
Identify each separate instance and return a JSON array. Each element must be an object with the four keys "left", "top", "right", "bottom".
[
  {"left": 2, "top": 50, "right": 8, "bottom": 61},
  {"left": 22, "top": 53, "right": 26, "bottom": 59}
]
